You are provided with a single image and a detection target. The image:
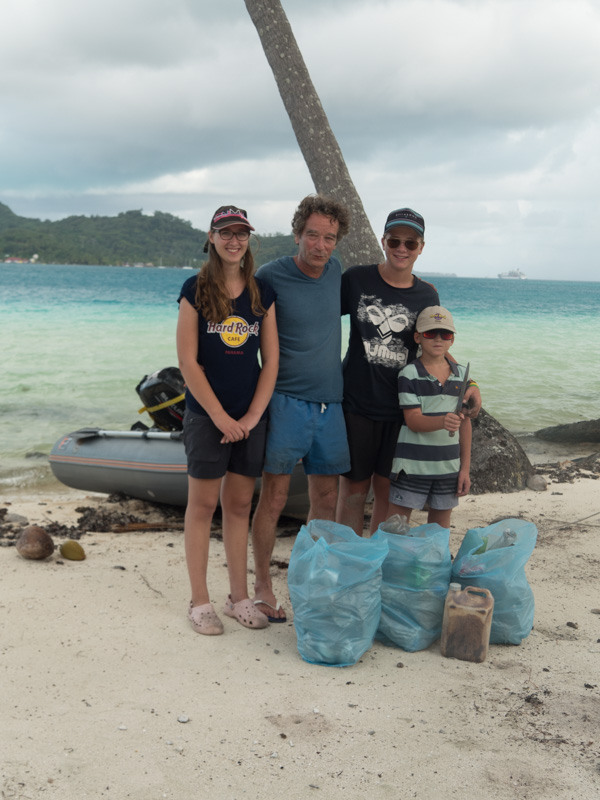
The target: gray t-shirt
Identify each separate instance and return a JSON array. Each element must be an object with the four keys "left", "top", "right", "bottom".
[{"left": 256, "top": 255, "right": 343, "bottom": 403}]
